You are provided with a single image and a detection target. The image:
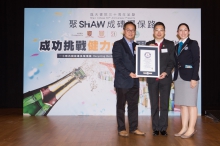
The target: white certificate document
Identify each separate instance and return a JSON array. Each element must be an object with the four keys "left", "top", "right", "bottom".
[
  {"left": 136, "top": 45, "right": 159, "bottom": 77},
  {"left": 140, "top": 50, "right": 156, "bottom": 72}
]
